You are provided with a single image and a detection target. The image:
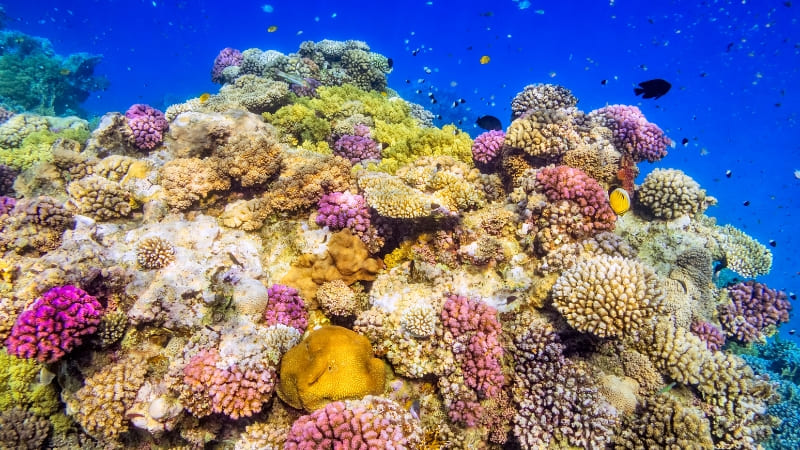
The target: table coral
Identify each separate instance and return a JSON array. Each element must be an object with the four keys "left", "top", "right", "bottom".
[
  {"left": 183, "top": 347, "right": 277, "bottom": 419},
  {"left": 719, "top": 280, "right": 791, "bottom": 343},
  {"left": 510, "top": 83, "right": 578, "bottom": 119},
  {"left": 590, "top": 104, "right": 672, "bottom": 163},
  {"left": 637, "top": 168, "right": 712, "bottom": 219},
  {"left": 714, "top": 224, "right": 773, "bottom": 278},
  {"left": 276, "top": 325, "right": 386, "bottom": 411},
  {"left": 5, "top": 285, "right": 103, "bottom": 363},
  {"left": 285, "top": 395, "right": 422, "bottom": 449},
  {"left": 552, "top": 254, "right": 665, "bottom": 338}
]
